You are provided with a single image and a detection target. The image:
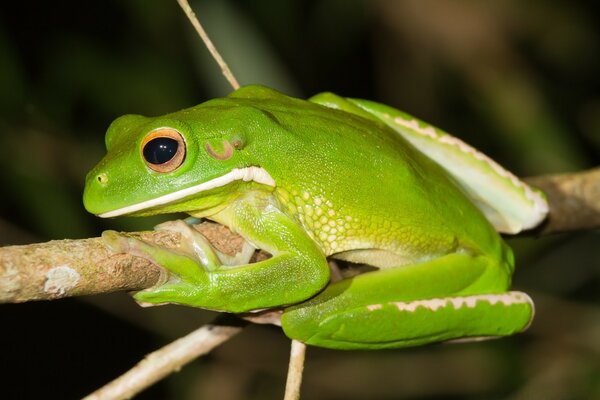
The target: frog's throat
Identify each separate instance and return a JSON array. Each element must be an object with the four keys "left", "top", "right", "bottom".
[{"left": 98, "top": 166, "right": 276, "bottom": 218}]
